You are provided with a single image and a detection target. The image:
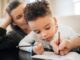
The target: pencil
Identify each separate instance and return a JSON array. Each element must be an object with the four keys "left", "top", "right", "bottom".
[
  {"left": 58, "top": 32, "right": 60, "bottom": 45},
  {"left": 58, "top": 32, "right": 61, "bottom": 54},
  {"left": 16, "top": 45, "right": 32, "bottom": 48}
]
